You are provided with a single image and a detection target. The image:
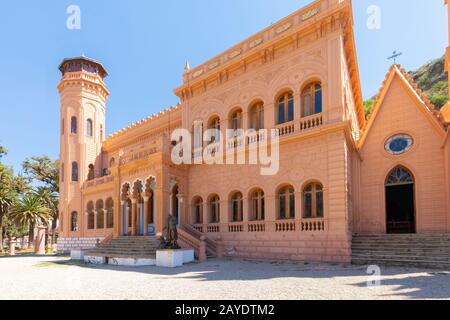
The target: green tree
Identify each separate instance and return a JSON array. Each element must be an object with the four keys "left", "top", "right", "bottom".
[
  {"left": 0, "top": 146, "right": 7, "bottom": 160},
  {"left": 23, "top": 156, "right": 59, "bottom": 193},
  {"left": 33, "top": 187, "right": 59, "bottom": 244},
  {"left": 0, "top": 162, "right": 17, "bottom": 253},
  {"left": 364, "top": 98, "right": 375, "bottom": 119},
  {"left": 10, "top": 194, "right": 52, "bottom": 248},
  {"left": 22, "top": 156, "right": 59, "bottom": 244}
]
